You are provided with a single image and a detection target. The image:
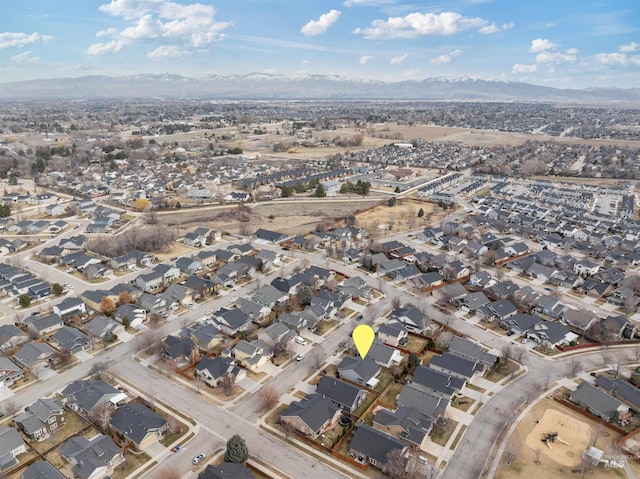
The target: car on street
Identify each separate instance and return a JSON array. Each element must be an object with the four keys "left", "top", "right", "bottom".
[
  {"left": 231, "top": 296, "right": 237, "bottom": 302},
  {"left": 356, "top": 314, "right": 363, "bottom": 321},
  {"left": 24, "top": 265, "right": 30, "bottom": 270},
  {"left": 64, "top": 283, "right": 73, "bottom": 289},
  {"left": 522, "top": 338, "right": 529, "bottom": 344},
  {"left": 192, "top": 453, "right": 206, "bottom": 465},
  {"left": 296, "top": 354, "right": 305, "bottom": 361}
]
